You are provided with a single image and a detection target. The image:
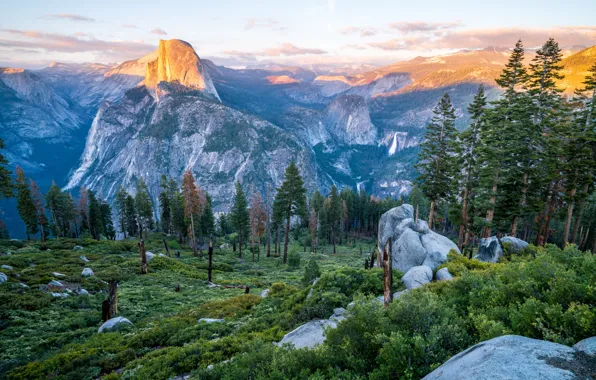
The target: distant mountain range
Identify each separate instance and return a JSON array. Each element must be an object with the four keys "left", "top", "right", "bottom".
[{"left": 1, "top": 40, "right": 594, "bottom": 235}]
